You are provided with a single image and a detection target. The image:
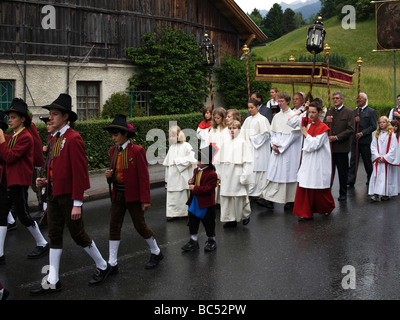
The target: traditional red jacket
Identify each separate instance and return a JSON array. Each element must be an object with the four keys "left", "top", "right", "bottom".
[
  {"left": 47, "top": 128, "right": 90, "bottom": 201},
  {"left": 109, "top": 142, "right": 151, "bottom": 203},
  {"left": 0, "top": 128, "right": 33, "bottom": 187},
  {"left": 186, "top": 166, "right": 218, "bottom": 209}
]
